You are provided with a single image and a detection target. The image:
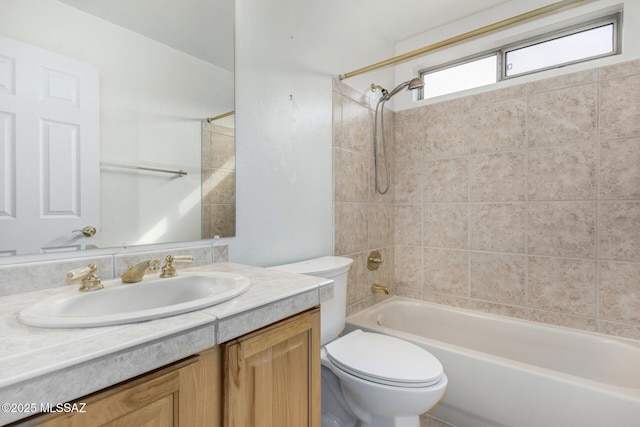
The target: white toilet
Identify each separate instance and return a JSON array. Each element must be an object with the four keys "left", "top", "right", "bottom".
[{"left": 269, "top": 256, "right": 448, "bottom": 427}]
